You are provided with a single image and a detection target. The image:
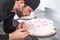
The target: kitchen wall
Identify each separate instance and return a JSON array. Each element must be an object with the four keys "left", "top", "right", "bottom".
[
  {"left": 37, "top": 0, "right": 46, "bottom": 11},
  {"left": 37, "top": 0, "right": 60, "bottom": 12},
  {"left": 36, "top": 0, "right": 60, "bottom": 21}
]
